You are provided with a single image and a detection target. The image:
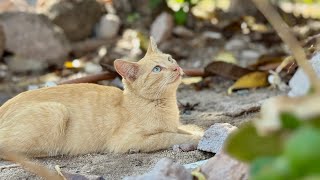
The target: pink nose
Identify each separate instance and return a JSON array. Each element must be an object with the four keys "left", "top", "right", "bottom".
[{"left": 173, "top": 66, "right": 180, "bottom": 71}]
